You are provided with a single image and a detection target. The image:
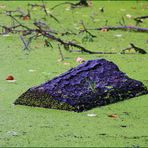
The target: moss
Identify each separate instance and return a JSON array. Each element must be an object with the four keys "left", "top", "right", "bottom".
[
  {"left": 14, "top": 85, "right": 148, "bottom": 112},
  {"left": 14, "top": 90, "right": 75, "bottom": 112}
]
